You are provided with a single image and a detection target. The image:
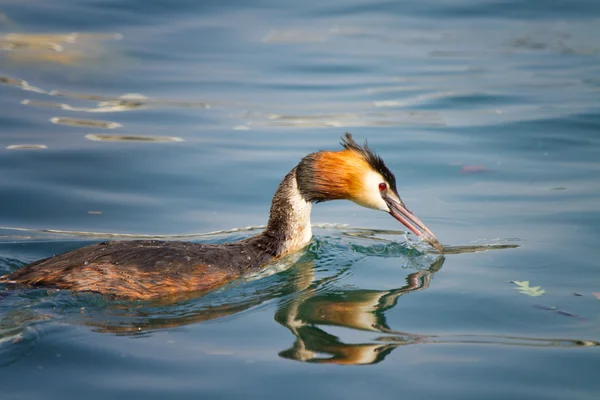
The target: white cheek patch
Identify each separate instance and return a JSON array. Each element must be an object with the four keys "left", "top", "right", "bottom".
[{"left": 352, "top": 171, "right": 389, "bottom": 212}]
